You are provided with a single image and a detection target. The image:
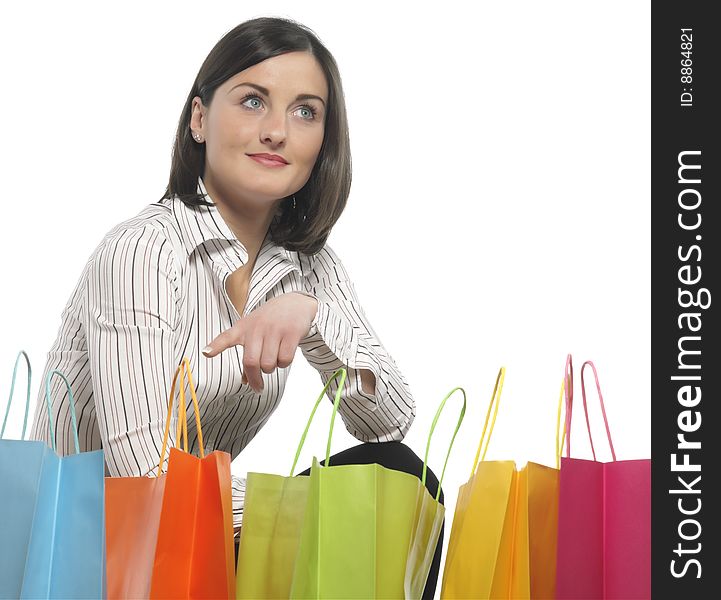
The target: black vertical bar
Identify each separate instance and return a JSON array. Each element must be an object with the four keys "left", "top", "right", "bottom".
[{"left": 652, "top": 1, "right": 720, "bottom": 596}]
